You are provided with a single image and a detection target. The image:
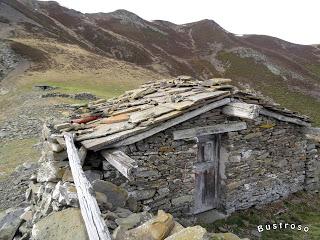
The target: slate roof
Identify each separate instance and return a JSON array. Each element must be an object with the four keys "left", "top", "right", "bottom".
[{"left": 54, "top": 76, "right": 311, "bottom": 151}]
